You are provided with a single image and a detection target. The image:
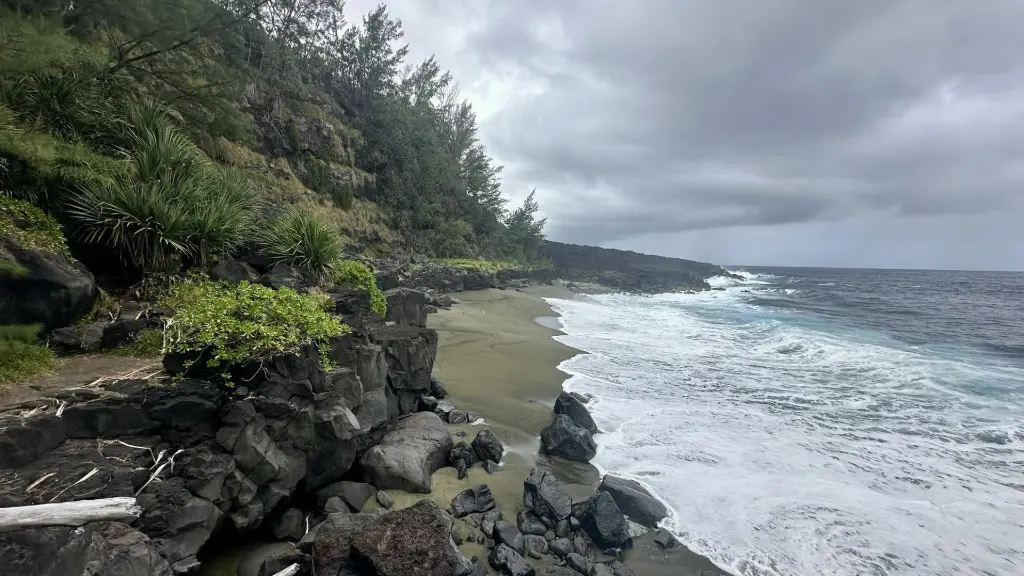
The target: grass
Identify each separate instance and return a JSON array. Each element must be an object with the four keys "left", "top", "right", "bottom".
[
  {"left": 435, "top": 258, "right": 518, "bottom": 274},
  {"left": 108, "top": 329, "right": 164, "bottom": 357},
  {"left": 259, "top": 208, "right": 345, "bottom": 286},
  {"left": 0, "top": 324, "right": 55, "bottom": 389},
  {"left": 0, "top": 195, "right": 70, "bottom": 256}
]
